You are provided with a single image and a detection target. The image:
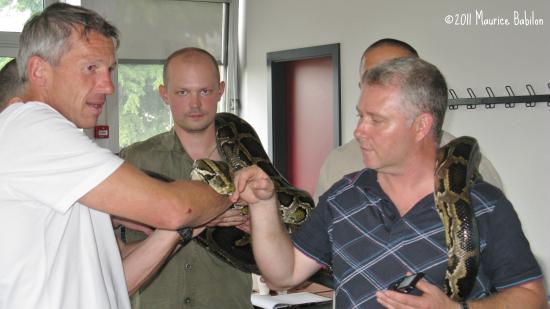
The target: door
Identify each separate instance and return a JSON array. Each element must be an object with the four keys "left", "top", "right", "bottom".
[{"left": 267, "top": 44, "right": 340, "bottom": 196}]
